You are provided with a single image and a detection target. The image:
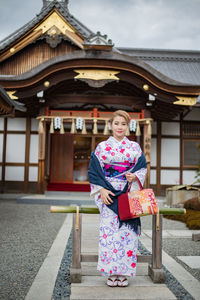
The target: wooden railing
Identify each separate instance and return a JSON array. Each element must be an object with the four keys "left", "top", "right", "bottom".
[{"left": 51, "top": 206, "right": 186, "bottom": 284}]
